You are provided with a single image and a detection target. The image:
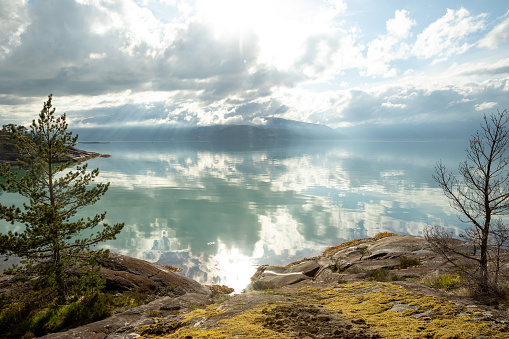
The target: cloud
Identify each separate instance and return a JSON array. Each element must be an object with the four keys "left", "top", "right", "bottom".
[
  {"left": 386, "top": 9, "right": 416, "bottom": 38},
  {"left": 478, "top": 14, "right": 509, "bottom": 49},
  {"left": 1, "top": 1, "right": 509, "bottom": 132},
  {"left": 0, "top": 0, "right": 29, "bottom": 59},
  {"left": 360, "top": 10, "right": 416, "bottom": 77},
  {"left": 475, "top": 101, "right": 498, "bottom": 111},
  {"left": 413, "top": 8, "right": 487, "bottom": 61}
]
